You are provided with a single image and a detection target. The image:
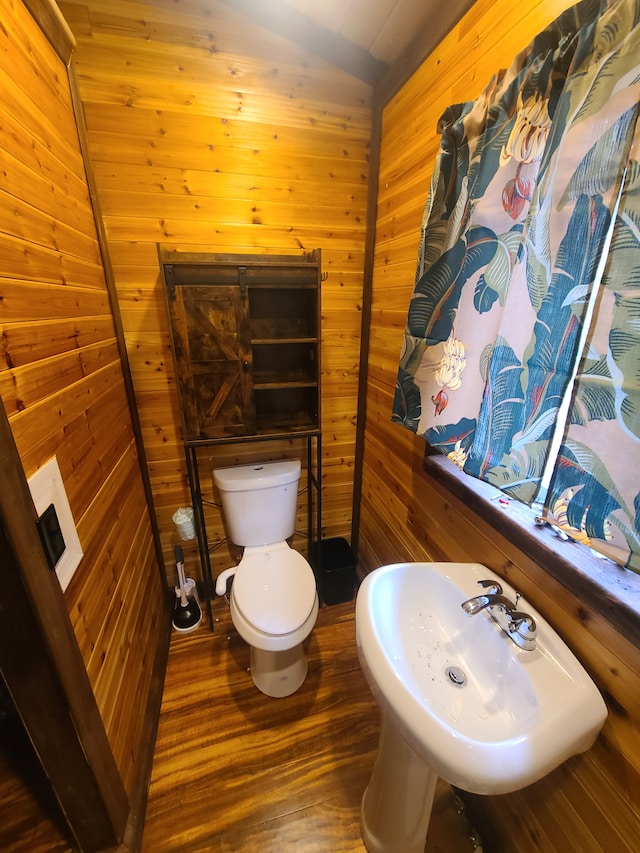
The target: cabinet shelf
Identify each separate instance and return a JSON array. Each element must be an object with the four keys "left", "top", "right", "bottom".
[
  {"left": 252, "top": 337, "right": 318, "bottom": 345},
  {"left": 253, "top": 380, "right": 318, "bottom": 390}
]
